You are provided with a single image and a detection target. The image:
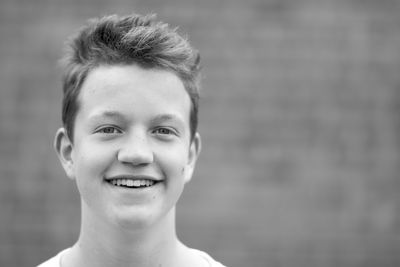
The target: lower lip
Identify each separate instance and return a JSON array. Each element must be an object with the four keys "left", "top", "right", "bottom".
[{"left": 104, "top": 180, "right": 162, "bottom": 191}]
